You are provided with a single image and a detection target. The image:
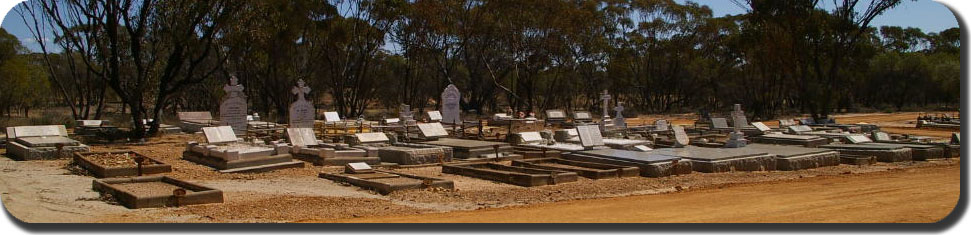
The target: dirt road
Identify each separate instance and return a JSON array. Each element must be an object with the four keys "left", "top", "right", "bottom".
[{"left": 324, "top": 163, "right": 960, "bottom": 223}]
